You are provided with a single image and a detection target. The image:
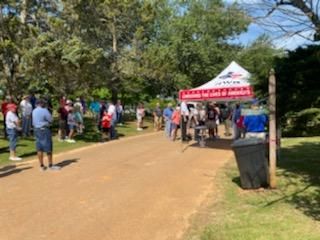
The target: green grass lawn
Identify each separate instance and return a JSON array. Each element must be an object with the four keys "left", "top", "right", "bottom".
[
  {"left": 185, "top": 137, "right": 320, "bottom": 240},
  {"left": 0, "top": 116, "right": 154, "bottom": 166}
]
